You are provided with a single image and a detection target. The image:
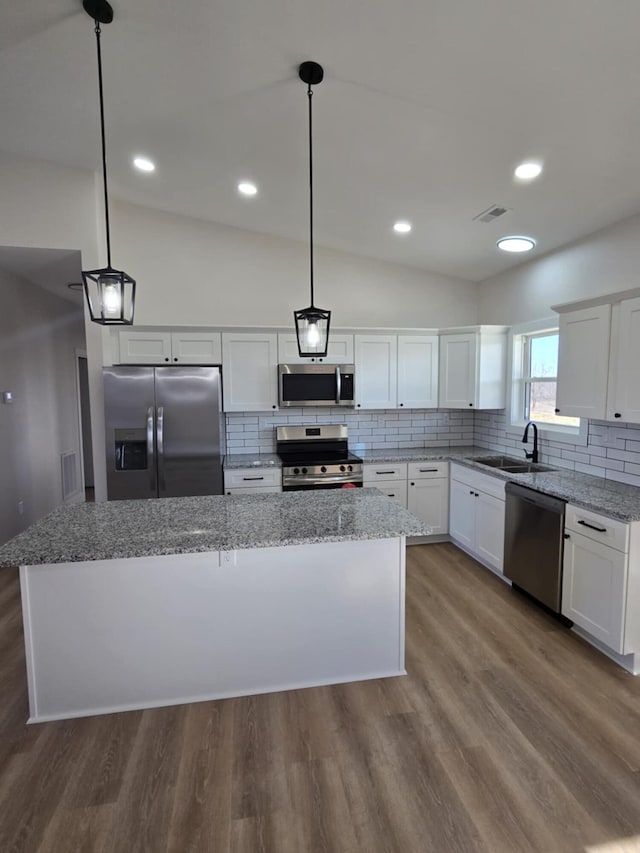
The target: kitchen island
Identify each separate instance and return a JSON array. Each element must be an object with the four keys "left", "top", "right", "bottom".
[{"left": 0, "top": 489, "right": 429, "bottom": 723}]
